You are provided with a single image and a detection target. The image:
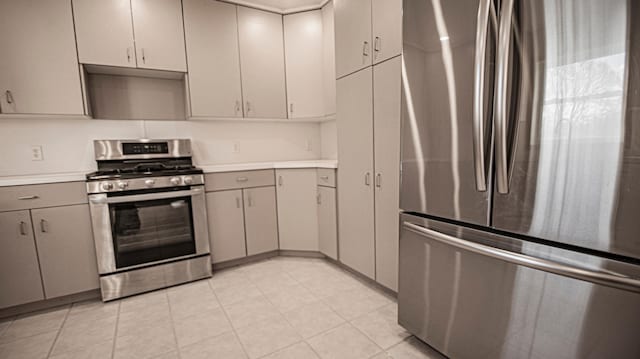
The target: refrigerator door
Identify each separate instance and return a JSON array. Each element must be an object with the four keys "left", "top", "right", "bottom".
[
  {"left": 399, "top": 213, "right": 640, "bottom": 359},
  {"left": 400, "top": 0, "right": 497, "bottom": 226},
  {"left": 492, "top": 0, "right": 640, "bottom": 260}
]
